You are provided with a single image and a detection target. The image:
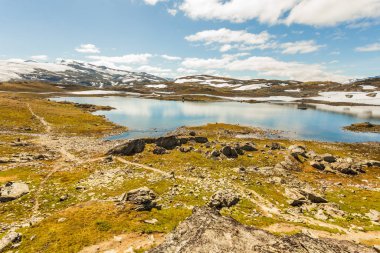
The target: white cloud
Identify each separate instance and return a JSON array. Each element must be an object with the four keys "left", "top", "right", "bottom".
[
  {"left": 185, "top": 28, "right": 272, "bottom": 45},
  {"left": 185, "top": 29, "right": 323, "bottom": 54},
  {"left": 355, "top": 42, "right": 380, "bottom": 52},
  {"left": 87, "top": 54, "right": 152, "bottom": 65},
  {"left": 161, "top": 54, "right": 182, "bottom": 61},
  {"left": 167, "top": 8, "right": 178, "bottom": 16},
  {"left": 179, "top": 0, "right": 380, "bottom": 26},
  {"left": 30, "top": 55, "right": 48, "bottom": 61},
  {"left": 280, "top": 40, "right": 323, "bottom": 54},
  {"left": 143, "top": 0, "right": 166, "bottom": 5},
  {"left": 75, "top": 44, "right": 100, "bottom": 54},
  {"left": 220, "top": 44, "right": 232, "bottom": 52},
  {"left": 181, "top": 54, "right": 349, "bottom": 82}
]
